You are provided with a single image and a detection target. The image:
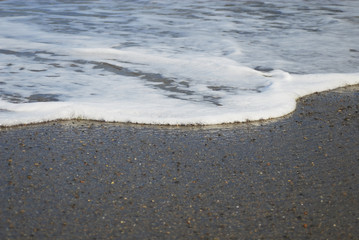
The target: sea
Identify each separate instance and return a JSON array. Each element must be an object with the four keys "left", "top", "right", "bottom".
[{"left": 1, "top": 0, "right": 358, "bottom": 126}]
